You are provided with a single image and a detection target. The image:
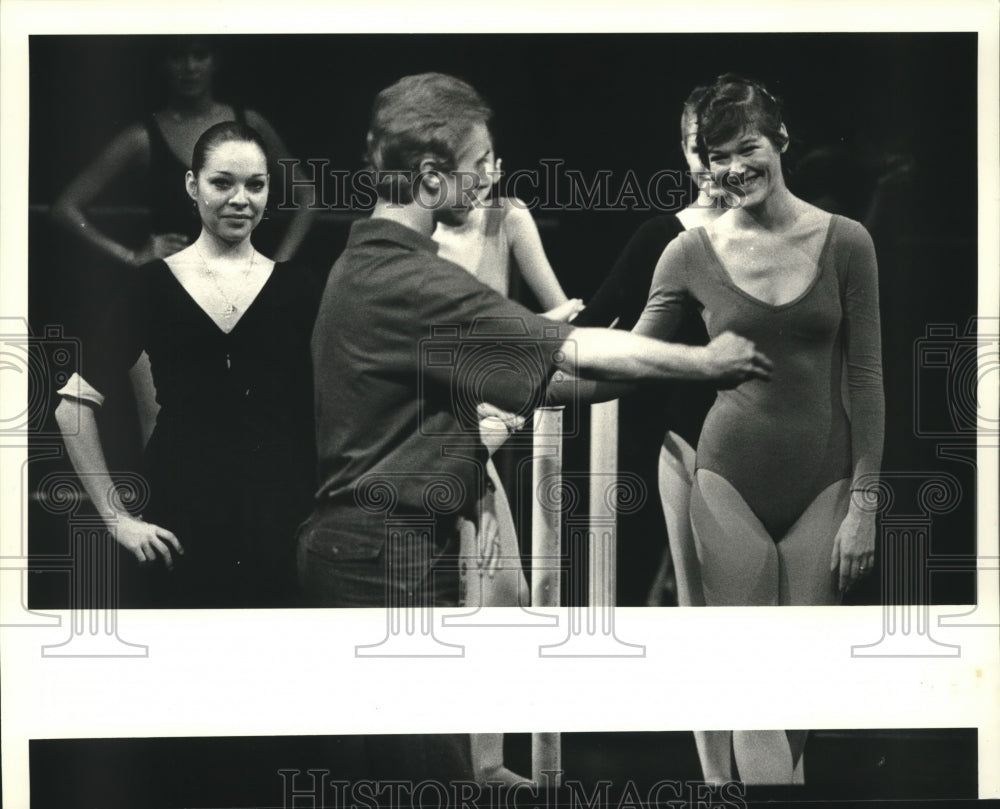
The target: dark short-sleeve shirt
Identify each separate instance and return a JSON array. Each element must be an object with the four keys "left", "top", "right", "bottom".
[{"left": 311, "top": 217, "right": 574, "bottom": 527}]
